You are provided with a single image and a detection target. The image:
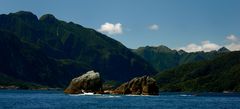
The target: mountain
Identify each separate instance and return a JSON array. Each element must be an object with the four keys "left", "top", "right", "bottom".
[
  {"left": 0, "top": 11, "right": 157, "bottom": 88},
  {"left": 133, "top": 45, "right": 180, "bottom": 72},
  {"left": 154, "top": 51, "right": 240, "bottom": 92},
  {"left": 133, "top": 45, "right": 229, "bottom": 72},
  {"left": 218, "top": 47, "right": 230, "bottom": 53}
]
